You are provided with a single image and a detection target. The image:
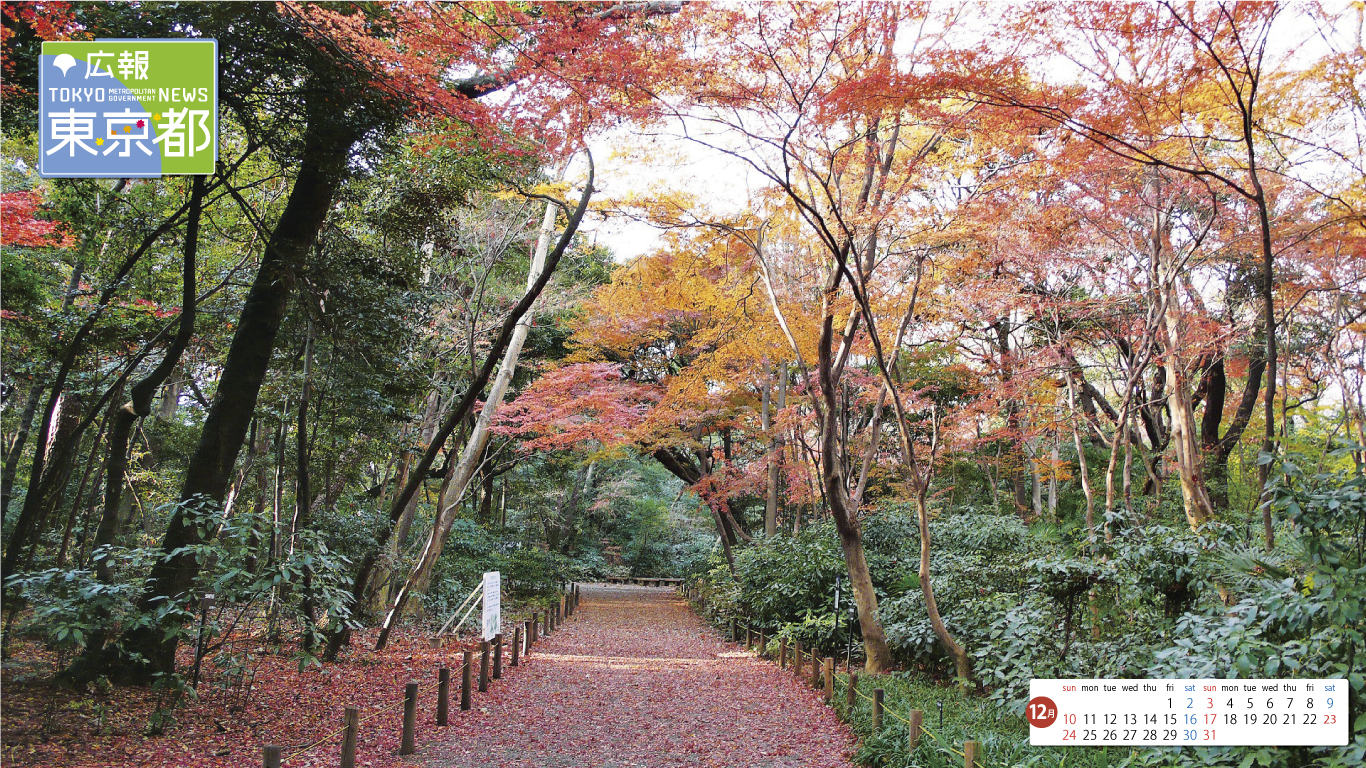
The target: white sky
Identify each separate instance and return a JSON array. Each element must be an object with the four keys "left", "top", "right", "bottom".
[{"left": 571, "top": 1, "right": 1363, "bottom": 263}]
